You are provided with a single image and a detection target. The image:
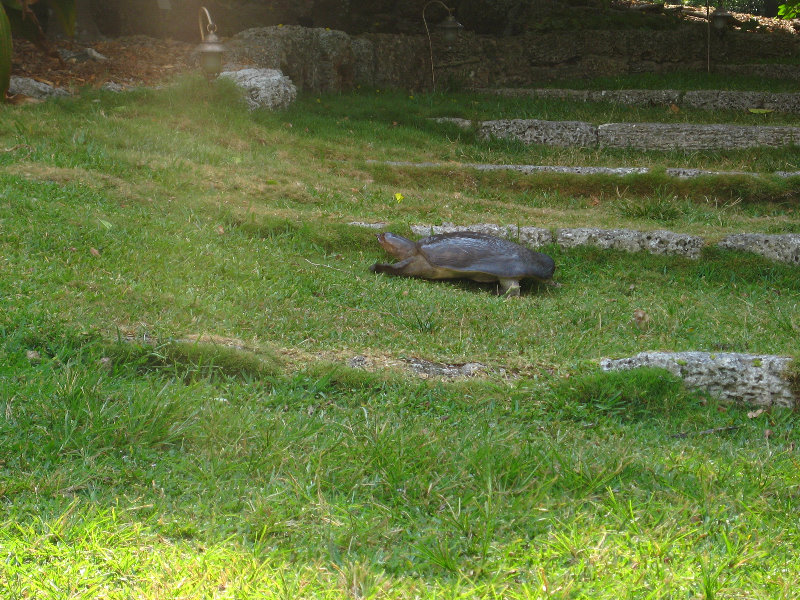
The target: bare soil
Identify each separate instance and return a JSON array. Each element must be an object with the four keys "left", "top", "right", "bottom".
[{"left": 10, "top": 35, "right": 196, "bottom": 91}]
